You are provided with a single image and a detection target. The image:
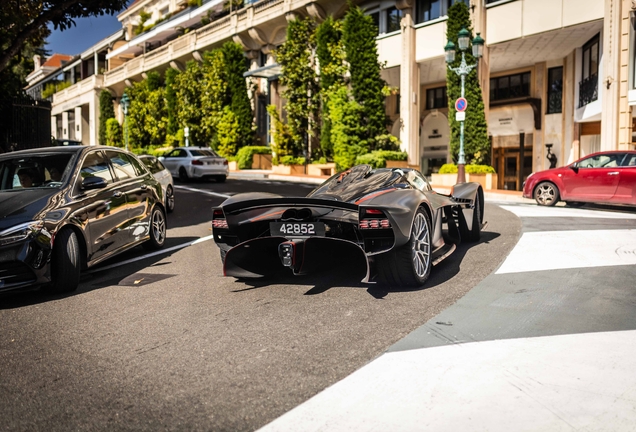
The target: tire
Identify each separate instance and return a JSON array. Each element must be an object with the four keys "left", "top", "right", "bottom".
[
  {"left": 165, "top": 185, "right": 175, "bottom": 213},
  {"left": 534, "top": 181, "right": 560, "bottom": 206},
  {"left": 216, "top": 175, "right": 226, "bottom": 183},
  {"left": 468, "top": 193, "right": 482, "bottom": 242},
  {"left": 48, "top": 228, "right": 81, "bottom": 293},
  {"left": 378, "top": 208, "right": 432, "bottom": 287},
  {"left": 143, "top": 206, "right": 167, "bottom": 250},
  {"left": 220, "top": 249, "right": 227, "bottom": 262},
  {"left": 178, "top": 167, "right": 189, "bottom": 182}
]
